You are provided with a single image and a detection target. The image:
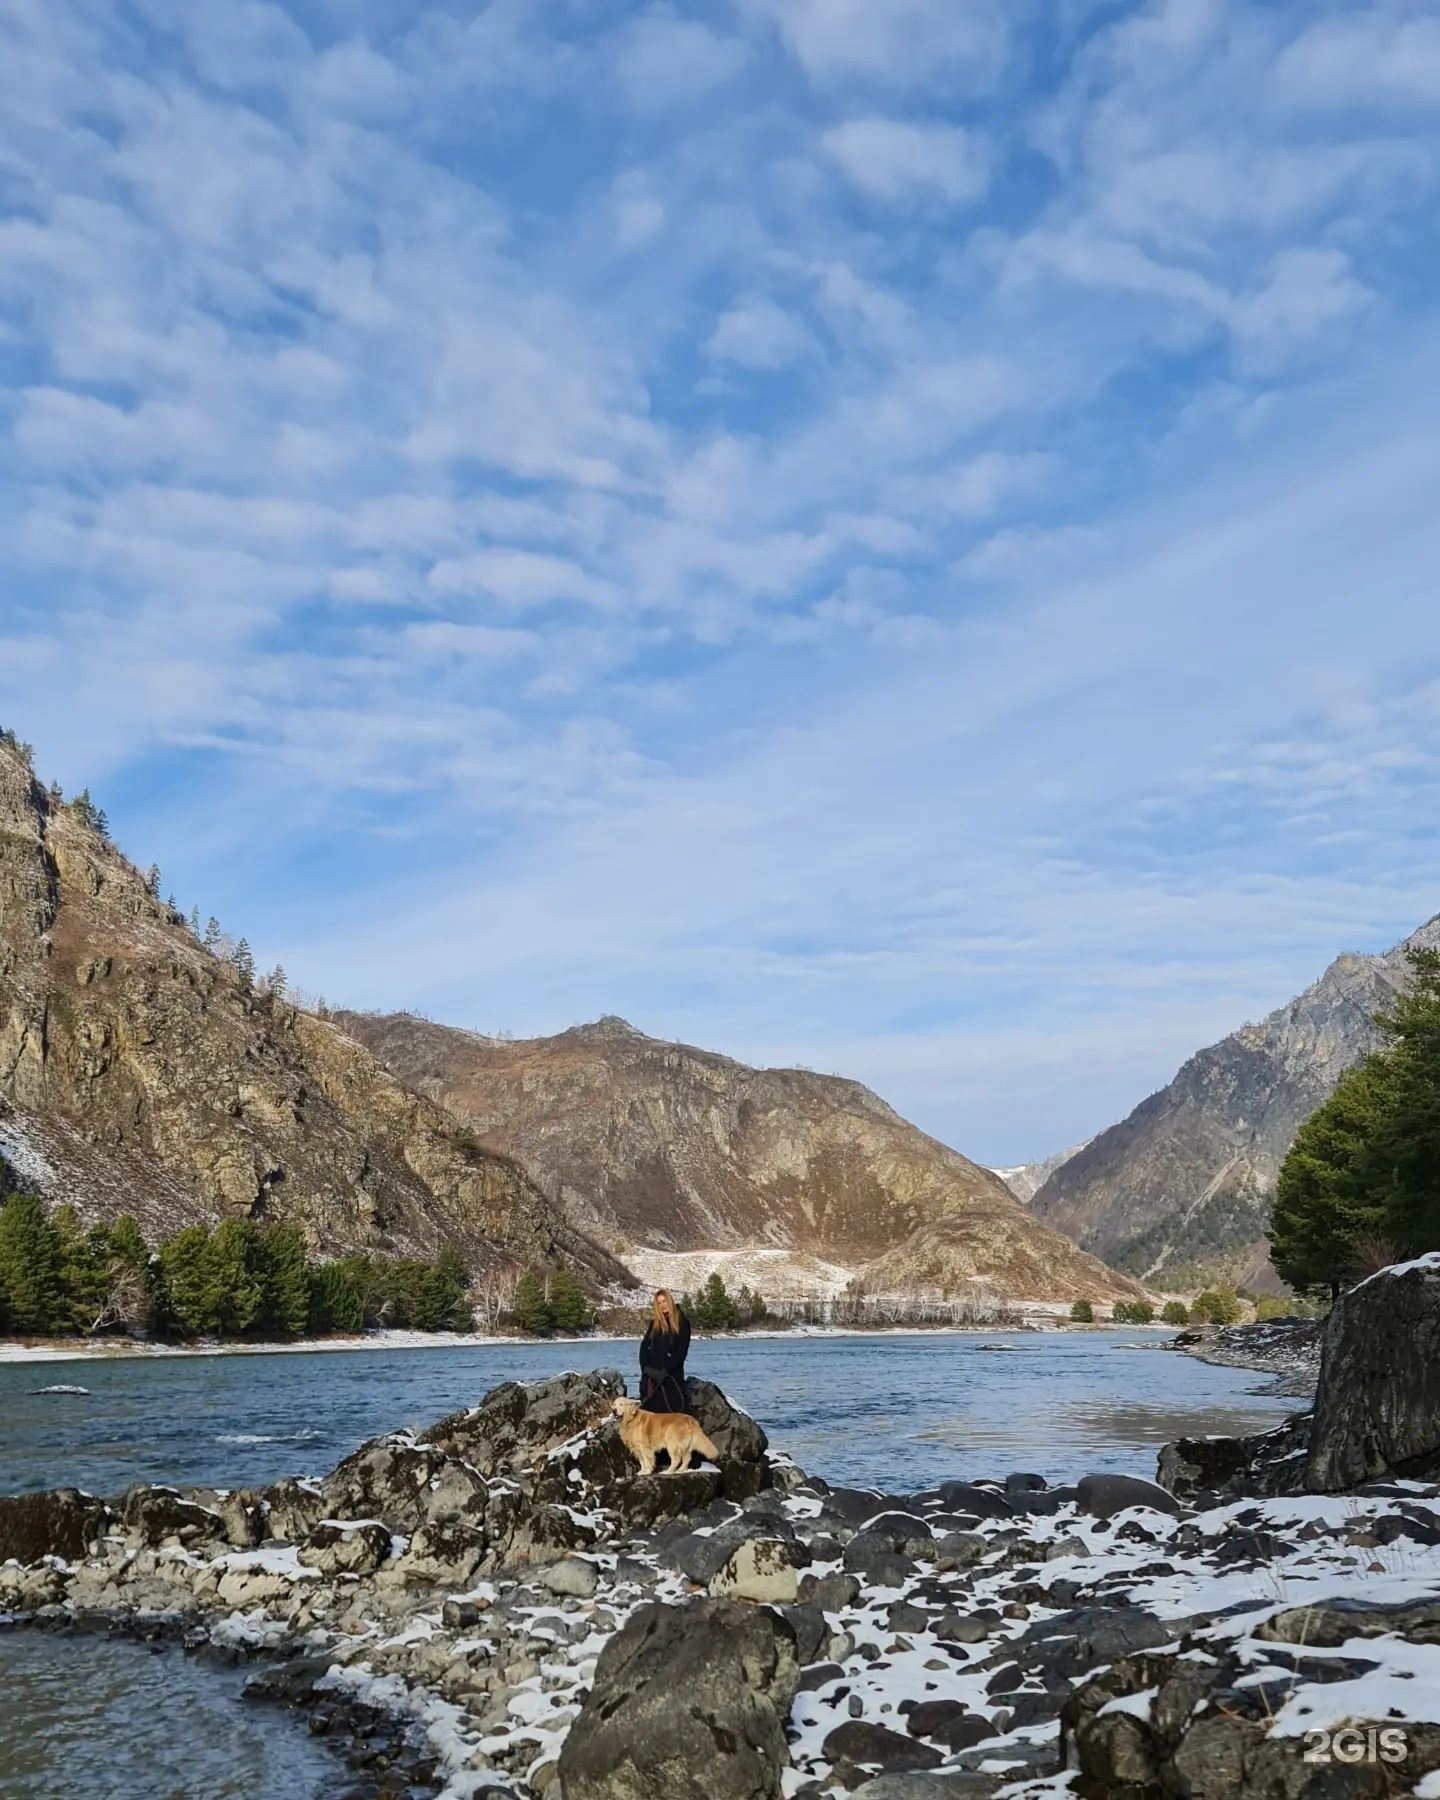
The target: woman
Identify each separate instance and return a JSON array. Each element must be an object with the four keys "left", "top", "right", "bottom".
[{"left": 638, "top": 1288, "right": 691, "bottom": 1412}]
